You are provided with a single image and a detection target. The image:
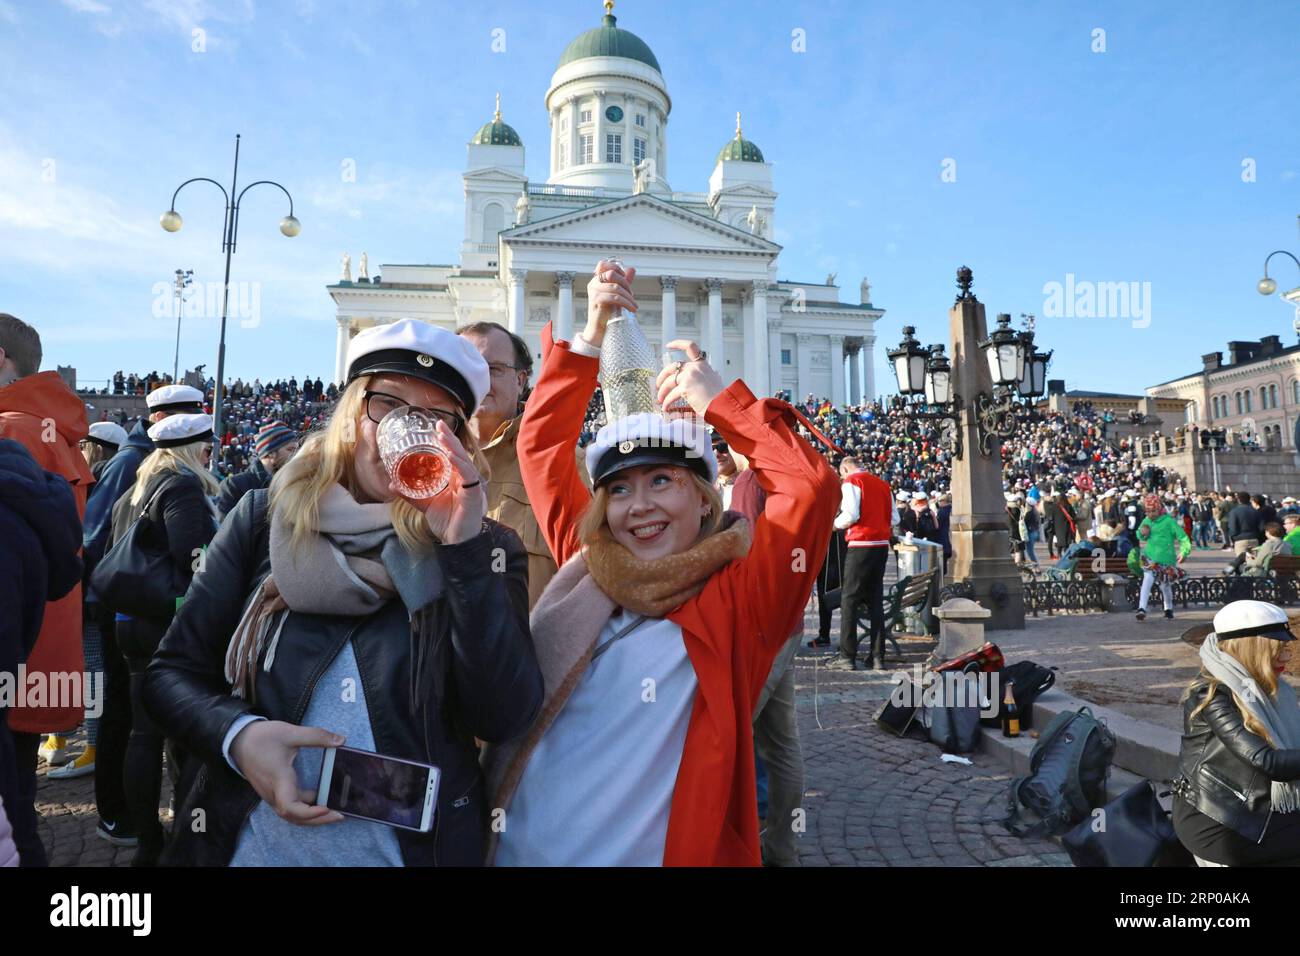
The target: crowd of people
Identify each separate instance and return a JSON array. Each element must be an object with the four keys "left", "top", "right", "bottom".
[{"left": 7, "top": 256, "right": 1300, "bottom": 870}]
